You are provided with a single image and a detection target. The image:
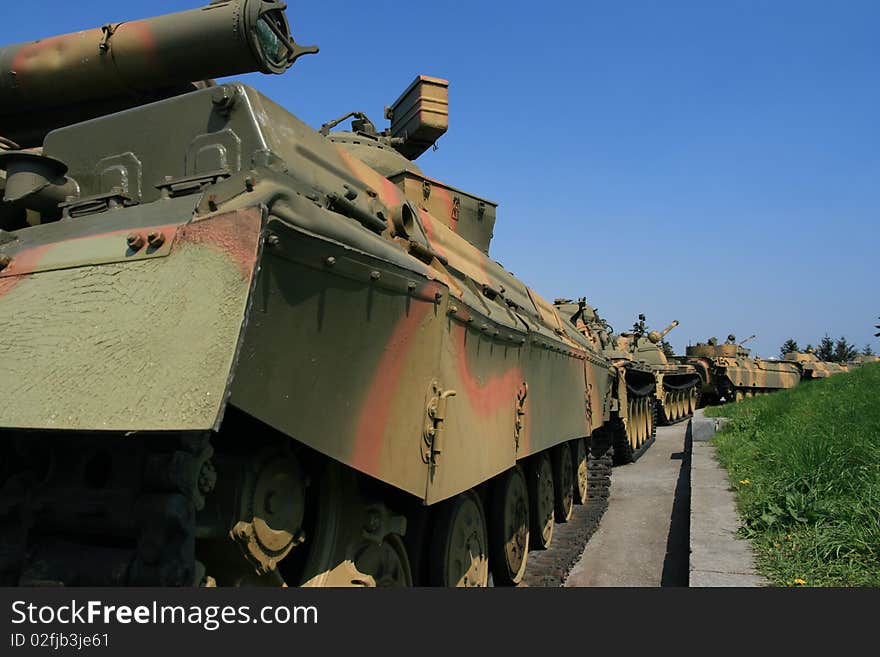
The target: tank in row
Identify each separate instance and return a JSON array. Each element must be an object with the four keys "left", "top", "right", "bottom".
[
  {"left": 675, "top": 336, "right": 857, "bottom": 404},
  {"left": 1, "top": 0, "right": 869, "bottom": 588},
  {"left": 0, "top": 0, "right": 659, "bottom": 587},
  {"left": 553, "top": 302, "right": 701, "bottom": 463}
]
